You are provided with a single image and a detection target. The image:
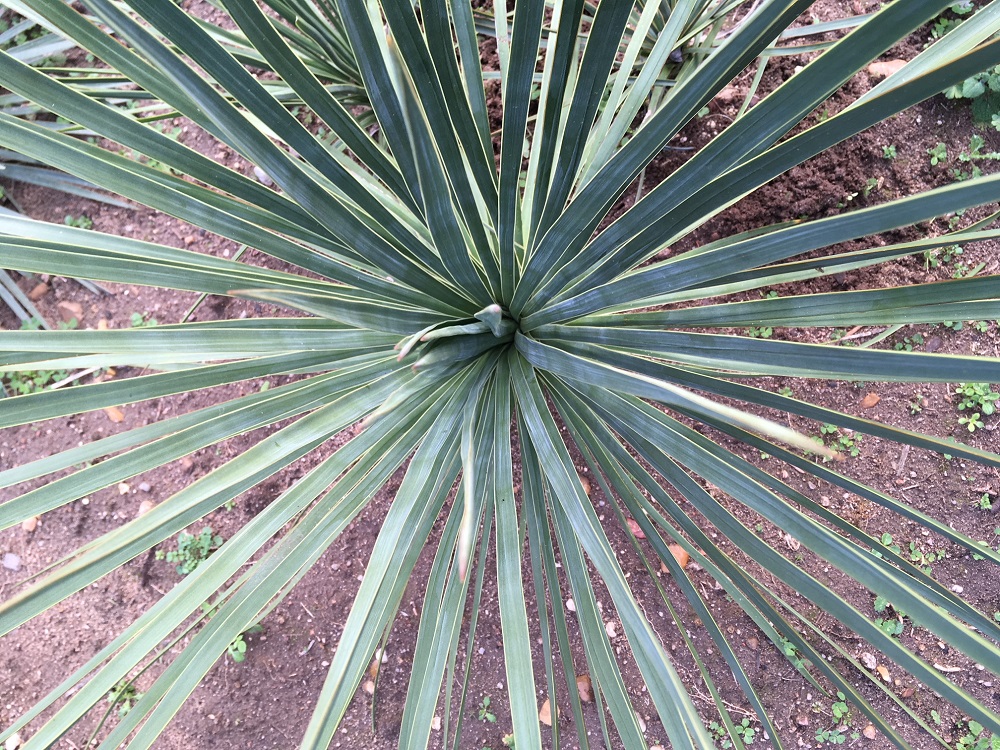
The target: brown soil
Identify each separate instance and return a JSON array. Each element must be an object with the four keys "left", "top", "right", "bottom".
[{"left": 2, "top": 2, "right": 1000, "bottom": 749}]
